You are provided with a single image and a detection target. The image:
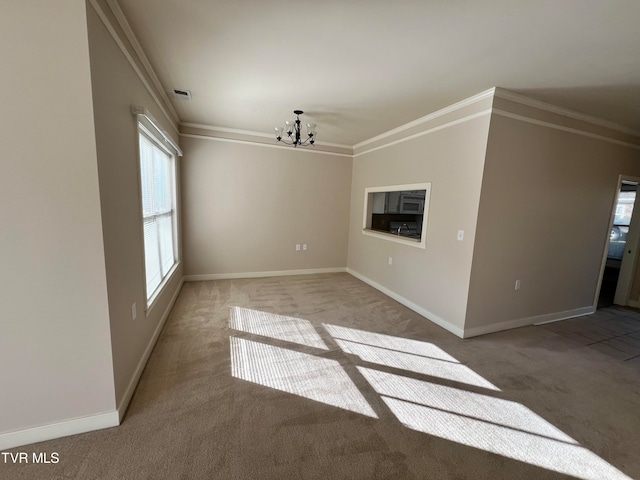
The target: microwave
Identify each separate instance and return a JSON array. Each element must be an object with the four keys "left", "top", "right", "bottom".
[{"left": 399, "top": 196, "right": 424, "bottom": 214}]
